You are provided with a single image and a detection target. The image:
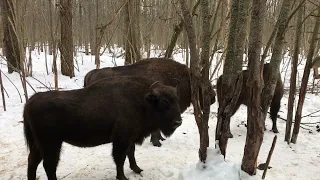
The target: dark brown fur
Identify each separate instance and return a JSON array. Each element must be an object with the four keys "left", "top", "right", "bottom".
[
  {"left": 216, "top": 63, "right": 284, "bottom": 137},
  {"left": 23, "top": 76, "right": 182, "bottom": 180},
  {"left": 84, "top": 57, "right": 216, "bottom": 146}
]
